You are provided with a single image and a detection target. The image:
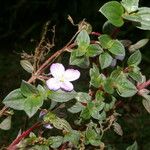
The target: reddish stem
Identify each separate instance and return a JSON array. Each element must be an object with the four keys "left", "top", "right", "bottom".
[
  {"left": 90, "top": 32, "right": 101, "bottom": 36},
  {"left": 7, "top": 122, "right": 41, "bottom": 150},
  {"left": 27, "top": 43, "right": 76, "bottom": 83},
  {"left": 59, "top": 142, "right": 68, "bottom": 150},
  {"left": 111, "top": 28, "right": 120, "bottom": 38},
  {"left": 137, "top": 80, "right": 150, "bottom": 90},
  {"left": 115, "top": 100, "right": 124, "bottom": 108}
]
